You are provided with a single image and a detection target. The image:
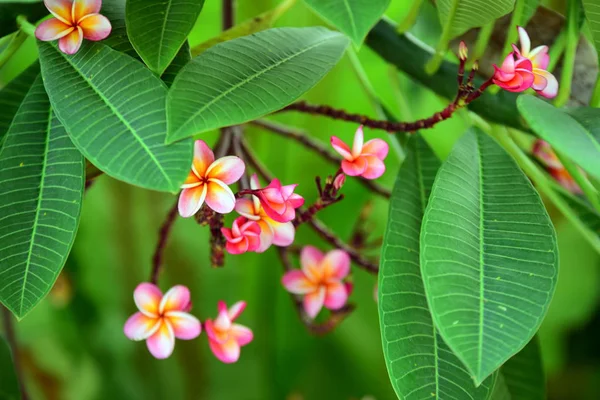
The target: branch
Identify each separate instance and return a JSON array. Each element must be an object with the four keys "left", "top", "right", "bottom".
[
  {"left": 222, "top": 0, "right": 234, "bottom": 30},
  {"left": 150, "top": 199, "right": 179, "bottom": 284},
  {"left": 2, "top": 308, "right": 29, "bottom": 400}
]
